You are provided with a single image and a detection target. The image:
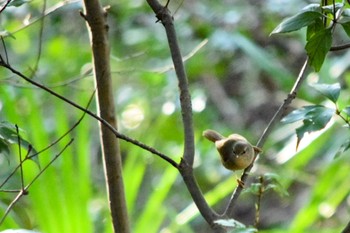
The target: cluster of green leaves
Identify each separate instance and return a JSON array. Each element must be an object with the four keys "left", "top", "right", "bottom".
[
  {"left": 271, "top": 2, "right": 350, "bottom": 71},
  {"left": 244, "top": 173, "right": 288, "bottom": 198},
  {"left": 0, "top": 123, "right": 34, "bottom": 162},
  {"left": 282, "top": 83, "right": 350, "bottom": 152}
]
